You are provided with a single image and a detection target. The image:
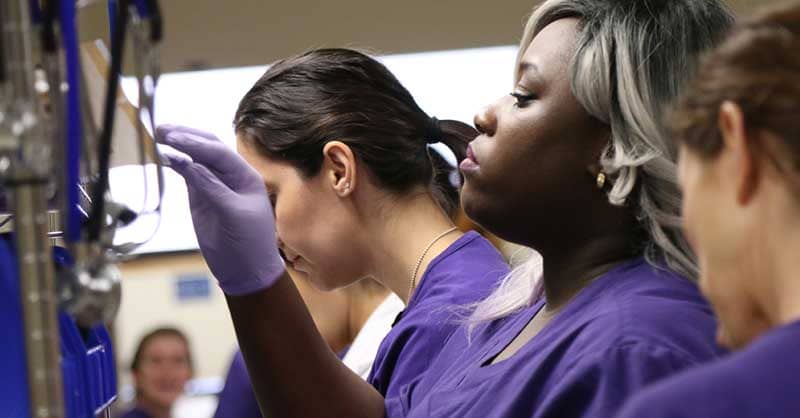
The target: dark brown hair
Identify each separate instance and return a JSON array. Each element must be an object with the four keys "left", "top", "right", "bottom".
[
  {"left": 130, "top": 327, "right": 193, "bottom": 373},
  {"left": 233, "top": 48, "right": 477, "bottom": 213},
  {"left": 671, "top": 2, "right": 800, "bottom": 178}
]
